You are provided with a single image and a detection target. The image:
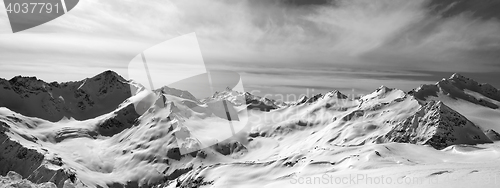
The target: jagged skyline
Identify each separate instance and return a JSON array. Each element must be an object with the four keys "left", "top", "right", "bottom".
[
  {"left": 1, "top": 68, "right": 500, "bottom": 187},
  {"left": 1, "top": 70, "right": 499, "bottom": 102},
  {"left": 2, "top": 0, "right": 500, "bottom": 187},
  {"left": 1, "top": 0, "right": 500, "bottom": 98}
]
